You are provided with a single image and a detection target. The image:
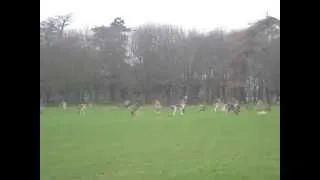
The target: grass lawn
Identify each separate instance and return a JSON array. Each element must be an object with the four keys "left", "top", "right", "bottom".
[{"left": 40, "top": 105, "right": 280, "bottom": 180}]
